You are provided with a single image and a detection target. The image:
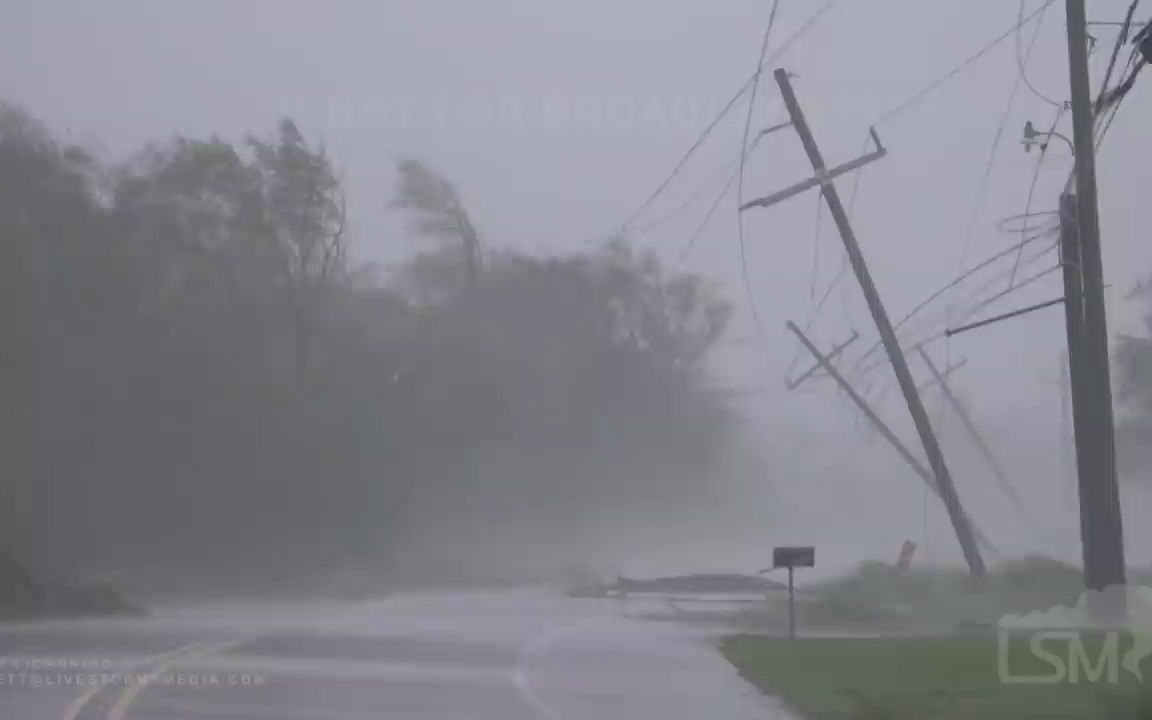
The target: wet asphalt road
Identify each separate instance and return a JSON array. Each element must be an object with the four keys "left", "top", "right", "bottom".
[{"left": 1, "top": 589, "right": 790, "bottom": 719}]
